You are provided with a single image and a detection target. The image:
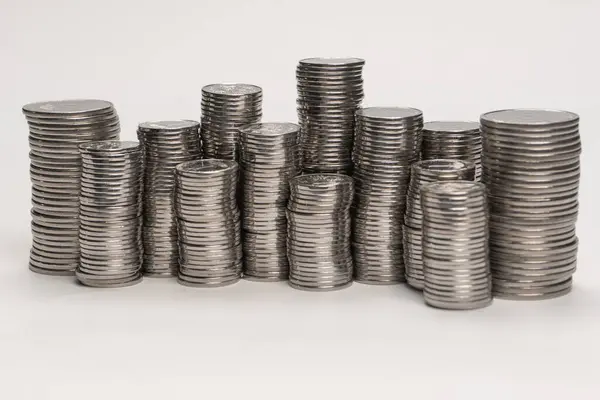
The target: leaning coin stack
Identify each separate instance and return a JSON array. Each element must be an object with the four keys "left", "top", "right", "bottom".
[
  {"left": 200, "top": 83, "right": 263, "bottom": 160},
  {"left": 23, "top": 99, "right": 120, "bottom": 275},
  {"left": 421, "top": 121, "right": 483, "bottom": 180},
  {"left": 137, "top": 120, "right": 202, "bottom": 277},
  {"left": 76, "top": 141, "right": 144, "bottom": 287},
  {"left": 403, "top": 160, "right": 476, "bottom": 289},
  {"left": 175, "top": 159, "right": 242, "bottom": 287},
  {"left": 287, "top": 174, "right": 354, "bottom": 291},
  {"left": 421, "top": 181, "right": 493, "bottom": 310},
  {"left": 352, "top": 107, "right": 423, "bottom": 284},
  {"left": 239, "top": 123, "right": 302, "bottom": 281},
  {"left": 296, "top": 57, "right": 365, "bottom": 173},
  {"left": 481, "top": 109, "right": 581, "bottom": 300}
]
